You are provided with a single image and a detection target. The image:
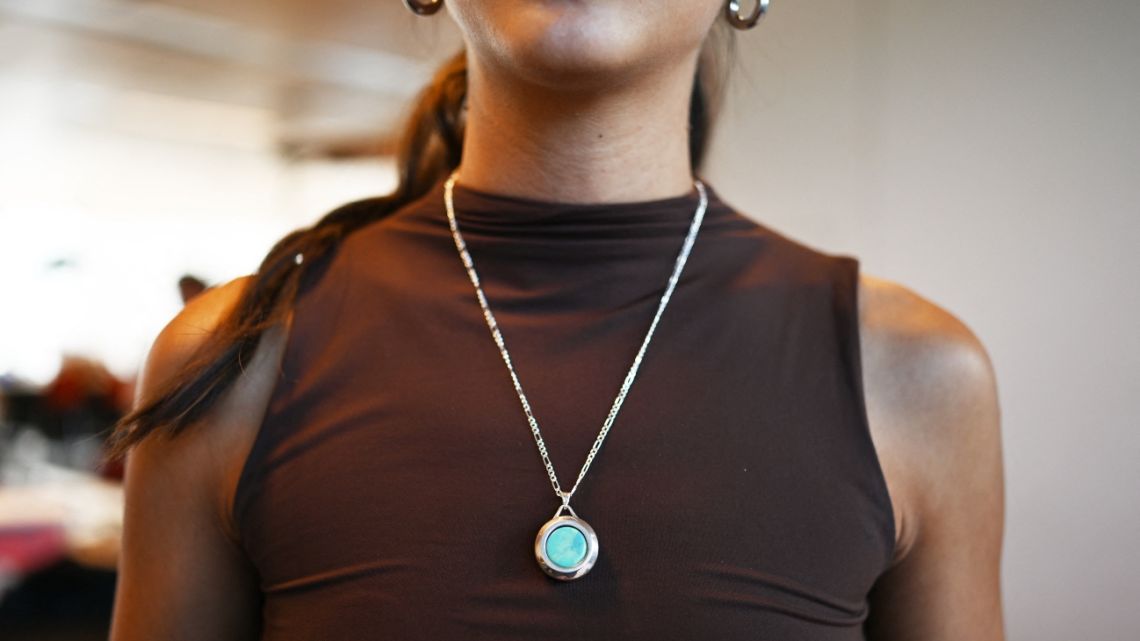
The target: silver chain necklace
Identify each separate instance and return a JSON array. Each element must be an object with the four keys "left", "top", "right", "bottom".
[{"left": 442, "top": 169, "right": 708, "bottom": 580}]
